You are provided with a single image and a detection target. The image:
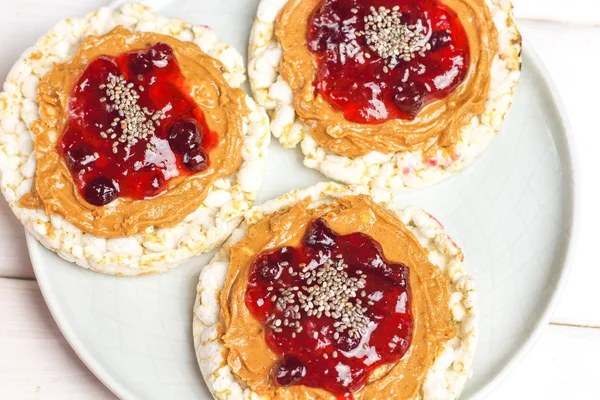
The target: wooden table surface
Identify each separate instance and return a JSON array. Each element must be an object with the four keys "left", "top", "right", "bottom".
[{"left": 1, "top": 0, "right": 599, "bottom": 399}]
